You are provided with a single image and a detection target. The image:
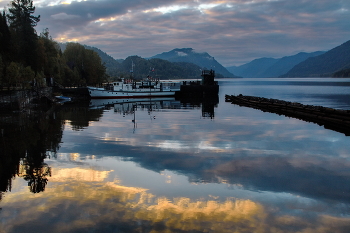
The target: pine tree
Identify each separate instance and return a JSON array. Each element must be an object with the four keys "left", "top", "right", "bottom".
[
  {"left": 7, "top": 0, "right": 40, "bottom": 73},
  {"left": 0, "top": 11, "right": 11, "bottom": 63}
]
